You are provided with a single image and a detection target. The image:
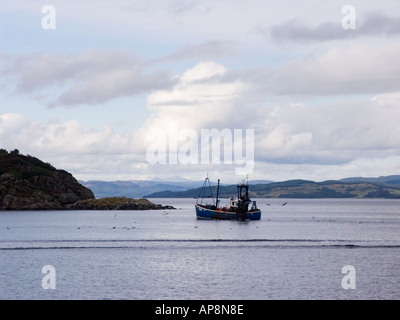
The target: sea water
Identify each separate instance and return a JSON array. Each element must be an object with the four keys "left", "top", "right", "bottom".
[{"left": 1, "top": 198, "right": 400, "bottom": 300}]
